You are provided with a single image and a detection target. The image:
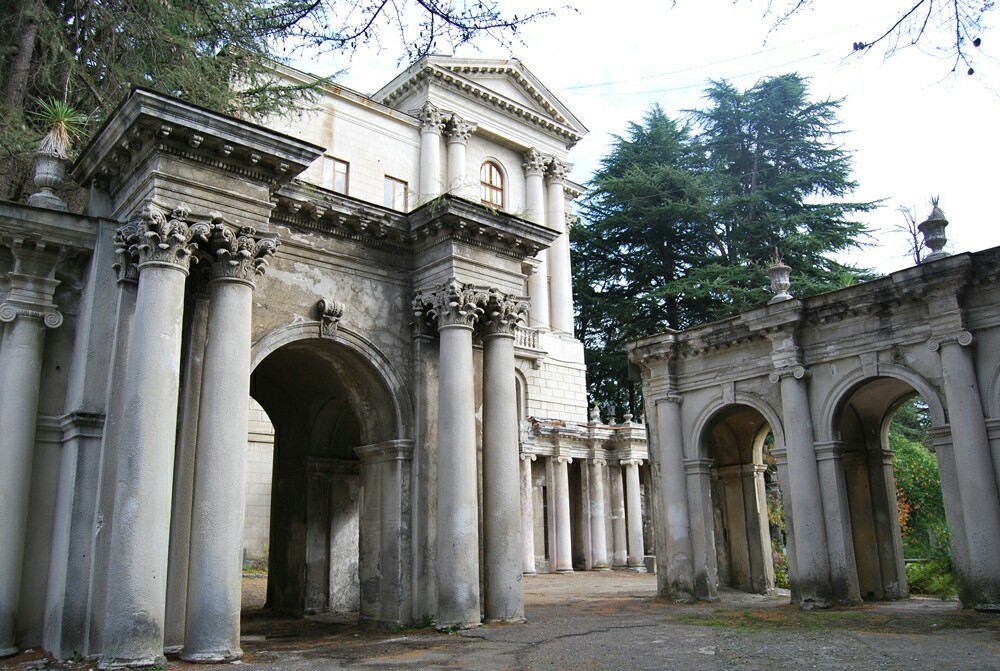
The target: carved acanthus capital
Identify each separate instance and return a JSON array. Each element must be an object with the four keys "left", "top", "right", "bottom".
[
  {"left": 119, "top": 202, "right": 210, "bottom": 274},
  {"left": 482, "top": 289, "right": 529, "bottom": 337},
  {"left": 318, "top": 298, "right": 345, "bottom": 338},
  {"left": 416, "top": 102, "right": 447, "bottom": 134},
  {"left": 926, "top": 330, "right": 974, "bottom": 351},
  {"left": 204, "top": 218, "right": 278, "bottom": 286},
  {"left": 768, "top": 365, "right": 810, "bottom": 384},
  {"left": 523, "top": 148, "right": 548, "bottom": 176},
  {"left": 445, "top": 114, "right": 477, "bottom": 144},
  {"left": 413, "top": 280, "right": 488, "bottom": 330},
  {"left": 546, "top": 159, "right": 569, "bottom": 182}
]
